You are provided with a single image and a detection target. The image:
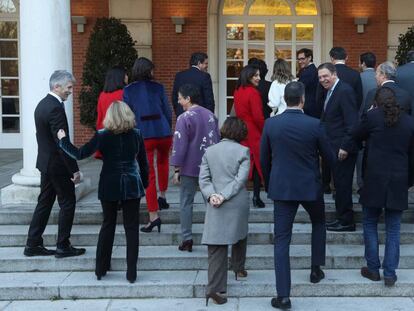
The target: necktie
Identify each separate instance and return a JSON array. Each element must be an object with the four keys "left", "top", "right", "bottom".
[{"left": 324, "top": 89, "right": 333, "bottom": 111}]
